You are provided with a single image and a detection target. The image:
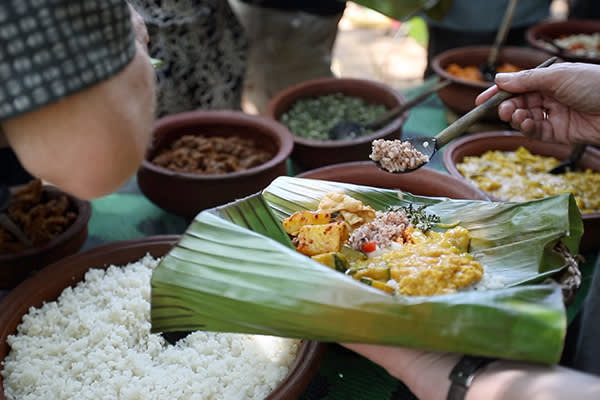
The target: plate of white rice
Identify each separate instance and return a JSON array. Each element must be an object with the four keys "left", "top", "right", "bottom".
[{"left": 0, "top": 236, "right": 326, "bottom": 400}]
